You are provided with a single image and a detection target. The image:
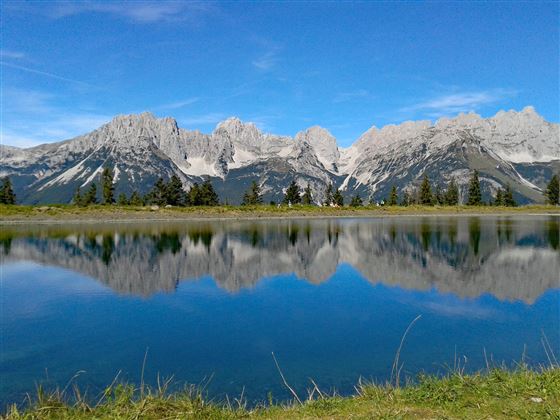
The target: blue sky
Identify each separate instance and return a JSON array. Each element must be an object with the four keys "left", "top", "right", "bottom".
[{"left": 1, "top": 1, "right": 558, "bottom": 147}]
